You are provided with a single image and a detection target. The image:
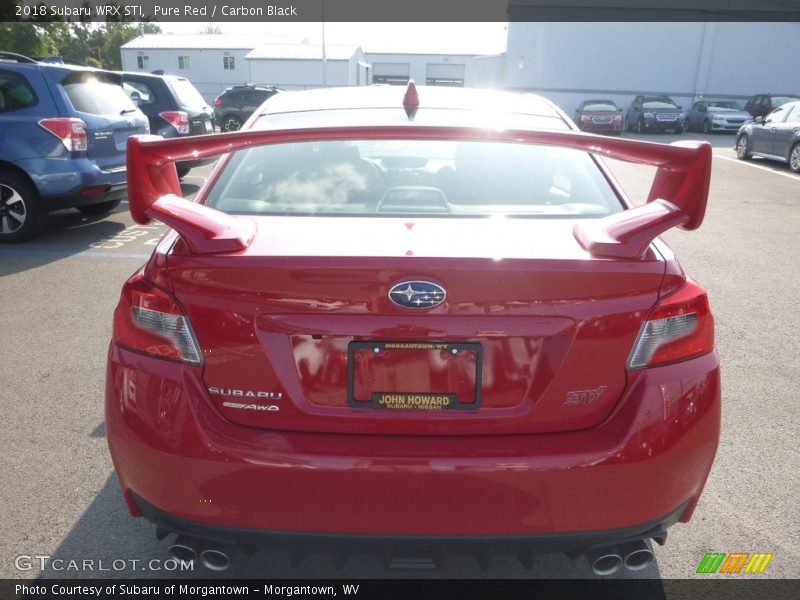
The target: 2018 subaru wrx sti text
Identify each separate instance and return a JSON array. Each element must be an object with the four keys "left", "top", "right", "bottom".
[{"left": 106, "top": 83, "right": 720, "bottom": 574}]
